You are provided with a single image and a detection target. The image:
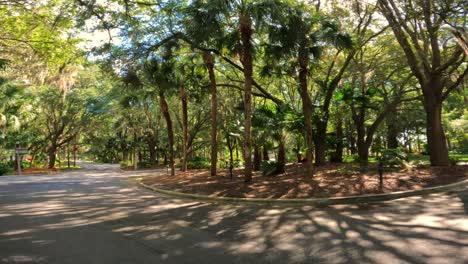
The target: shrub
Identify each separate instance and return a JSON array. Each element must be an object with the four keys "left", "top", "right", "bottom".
[
  {"left": 449, "top": 157, "right": 459, "bottom": 166},
  {"left": 187, "top": 156, "right": 210, "bottom": 169},
  {"left": 137, "top": 161, "right": 151, "bottom": 168},
  {"left": 379, "top": 148, "right": 407, "bottom": 167},
  {"left": 261, "top": 160, "right": 278, "bottom": 176},
  {"left": 120, "top": 161, "right": 131, "bottom": 167},
  {"left": 0, "top": 161, "right": 13, "bottom": 176}
]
